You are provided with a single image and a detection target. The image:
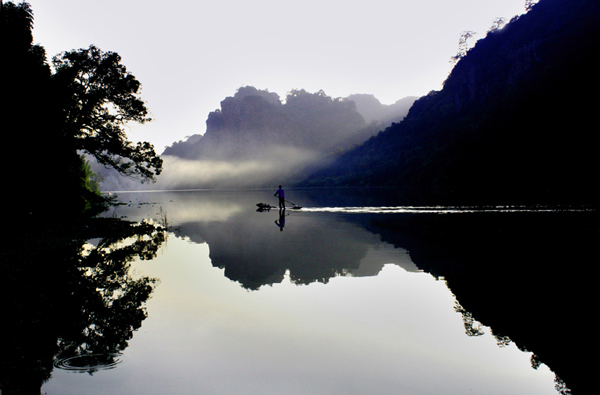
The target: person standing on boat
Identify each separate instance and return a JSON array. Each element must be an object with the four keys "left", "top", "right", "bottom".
[{"left": 274, "top": 185, "right": 285, "bottom": 209}]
